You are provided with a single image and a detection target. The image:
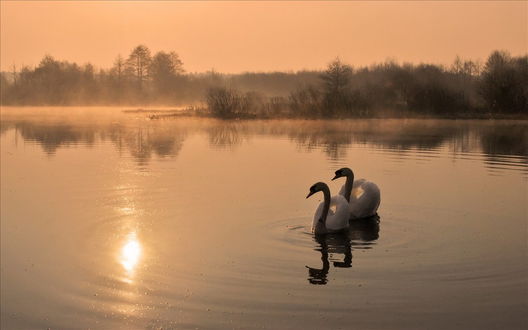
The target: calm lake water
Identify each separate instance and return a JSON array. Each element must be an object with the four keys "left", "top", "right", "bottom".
[{"left": 1, "top": 107, "right": 527, "bottom": 329}]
